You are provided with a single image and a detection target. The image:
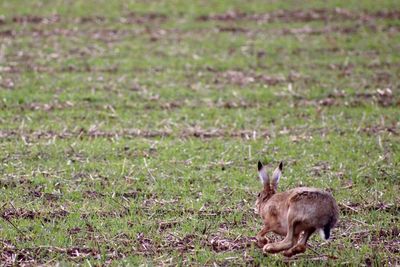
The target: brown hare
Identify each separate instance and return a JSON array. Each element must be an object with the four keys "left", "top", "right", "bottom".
[{"left": 255, "top": 161, "right": 339, "bottom": 257}]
